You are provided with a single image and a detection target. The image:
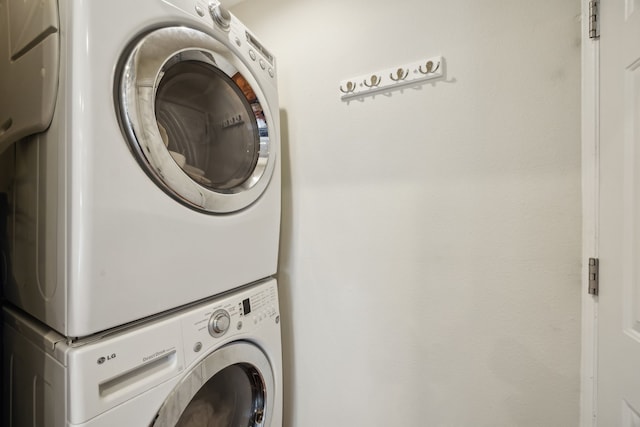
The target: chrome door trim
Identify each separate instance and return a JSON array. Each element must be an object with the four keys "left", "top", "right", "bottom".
[
  {"left": 116, "top": 26, "right": 275, "bottom": 213},
  {"left": 152, "top": 341, "right": 275, "bottom": 426}
]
